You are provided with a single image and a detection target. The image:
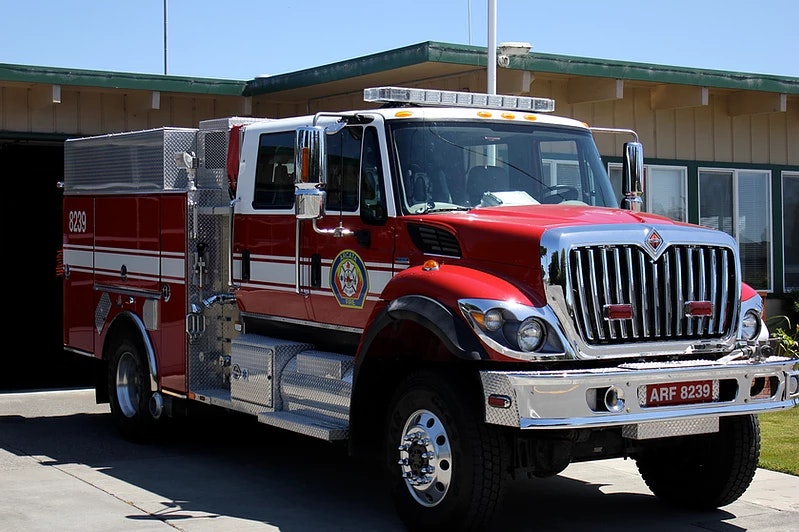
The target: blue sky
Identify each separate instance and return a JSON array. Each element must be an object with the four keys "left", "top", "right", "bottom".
[{"left": 1, "top": 0, "right": 797, "bottom": 80}]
